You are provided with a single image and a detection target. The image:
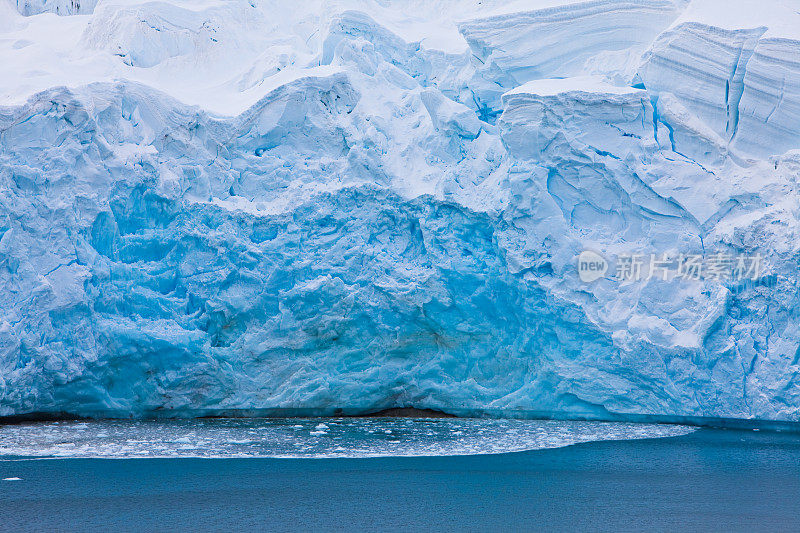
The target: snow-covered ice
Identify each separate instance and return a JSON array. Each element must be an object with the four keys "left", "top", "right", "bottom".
[{"left": 0, "top": 0, "right": 799, "bottom": 422}]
